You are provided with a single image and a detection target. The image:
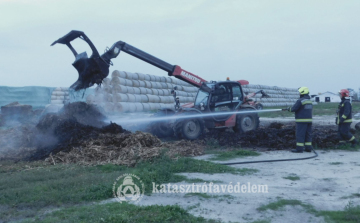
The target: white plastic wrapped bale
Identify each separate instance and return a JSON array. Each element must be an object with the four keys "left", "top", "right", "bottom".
[
  {"left": 114, "top": 102, "right": 126, "bottom": 113},
  {"left": 134, "top": 94, "right": 142, "bottom": 102},
  {"left": 102, "top": 102, "right": 114, "bottom": 113},
  {"left": 146, "top": 94, "right": 161, "bottom": 103},
  {"left": 134, "top": 102, "right": 144, "bottom": 112},
  {"left": 50, "top": 87, "right": 69, "bottom": 105},
  {"left": 138, "top": 80, "right": 146, "bottom": 87},
  {"left": 112, "top": 70, "right": 127, "bottom": 78},
  {"left": 150, "top": 74, "right": 156, "bottom": 82},
  {"left": 144, "top": 74, "right": 151, "bottom": 81},
  {"left": 126, "top": 86, "right": 135, "bottom": 94},
  {"left": 124, "top": 79, "right": 133, "bottom": 86},
  {"left": 145, "top": 88, "right": 152, "bottom": 94},
  {"left": 126, "top": 94, "right": 136, "bottom": 102},
  {"left": 139, "top": 87, "right": 147, "bottom": 94},
  {"left": 140, "top": 95, "right": 149, "bottom": 103},
  {"left": 111, "top": 76, "right": 125, "bottom": 85},
  {"left": 103, "top": 85, "right": 112, "bottom": 94},
  {"left": 114, "top": 102, "right": 137, "bottom": 112},
  {"left": 151, "top": 89, "right": 159, "bottom": 95},
  {"left": 142, "top": 103, "right": 151, "bottom": 111},
  {"left": 166, "top": 83, "right": 173, "bottom": 89},
  {"left": 112, "top": 85, "right": 127, "bottom": 94},
  {"left": 144, "top": 81, "right": 152, "bottom": 88},
  {"left": 102, "top": 78, "right": 111, "bottom": 86},
  {"left": 136, "top": 72, "right": 145, "bottom": 80},
  {"left": 133, "top": 87, "right": 141, "bottom": 94},
  {"left": 113, "top": 93, "right": 128, "bottom": 102},
  {"left": 131, "top": 80, "right": 140, "bottom": 87}
]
